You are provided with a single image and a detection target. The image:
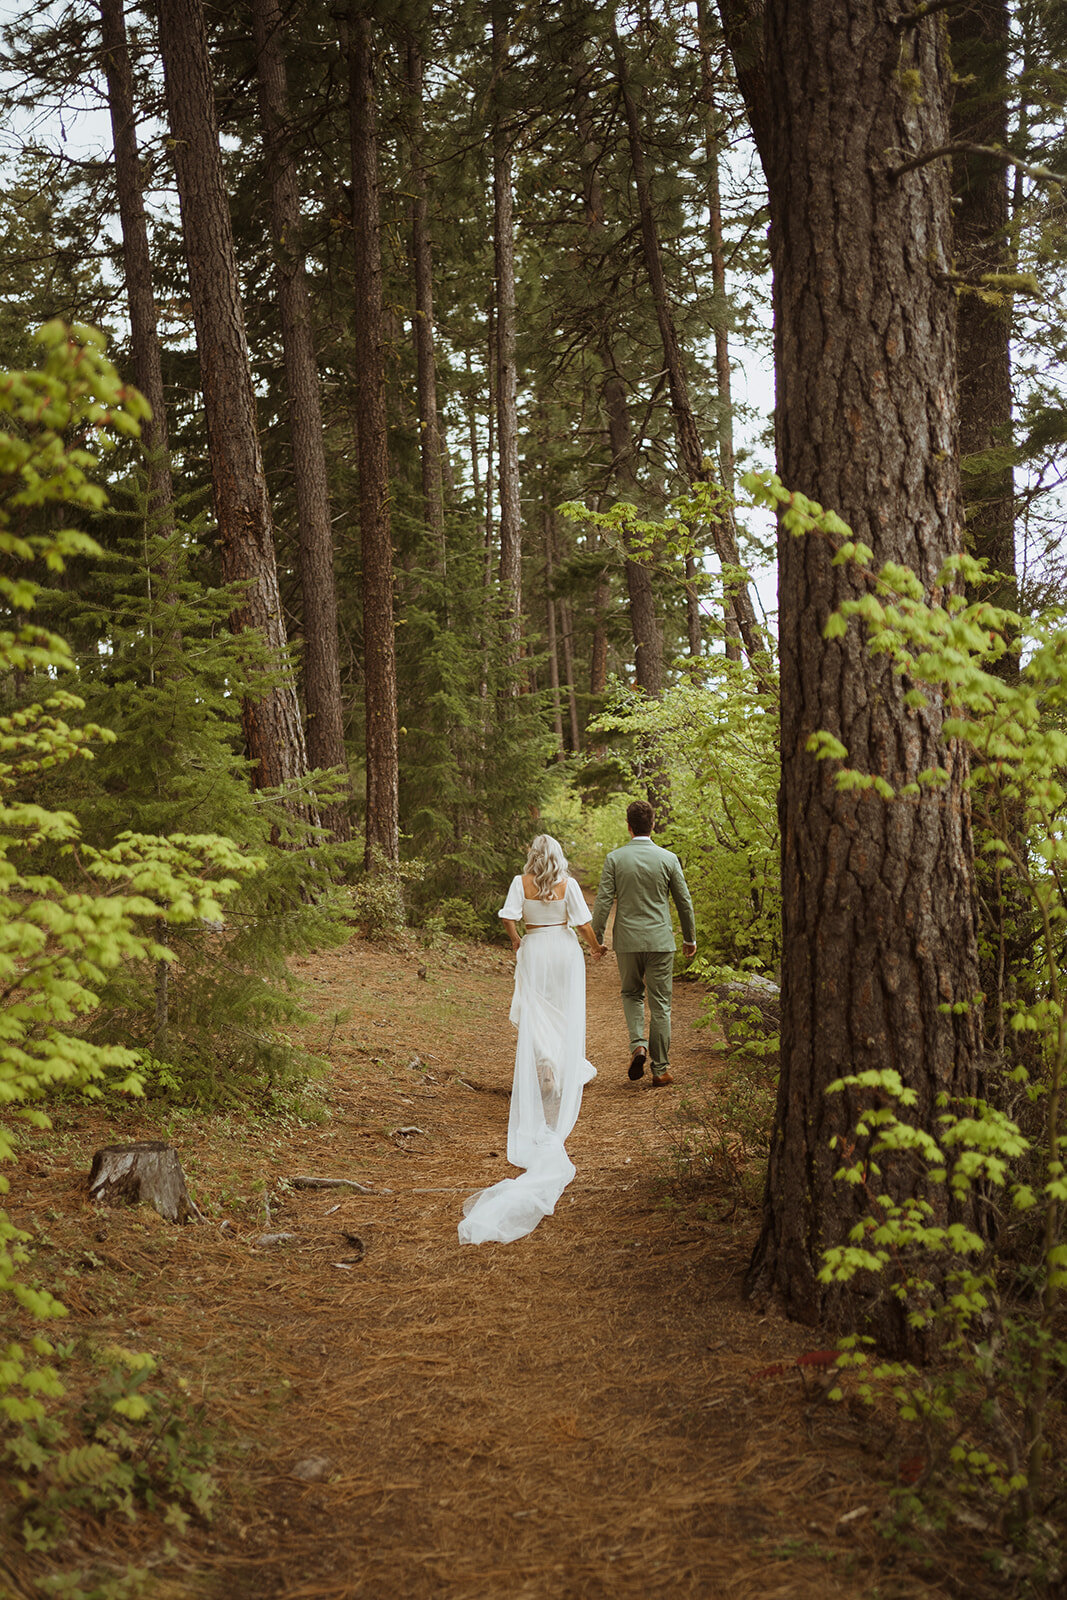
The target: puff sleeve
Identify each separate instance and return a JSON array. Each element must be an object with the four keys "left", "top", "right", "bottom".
[
  {"left": 498, "top": 875, "right": 525, "bottom": 920},
  {"left": 564, "top": 876, "right": 592, "bottom": 926}
]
